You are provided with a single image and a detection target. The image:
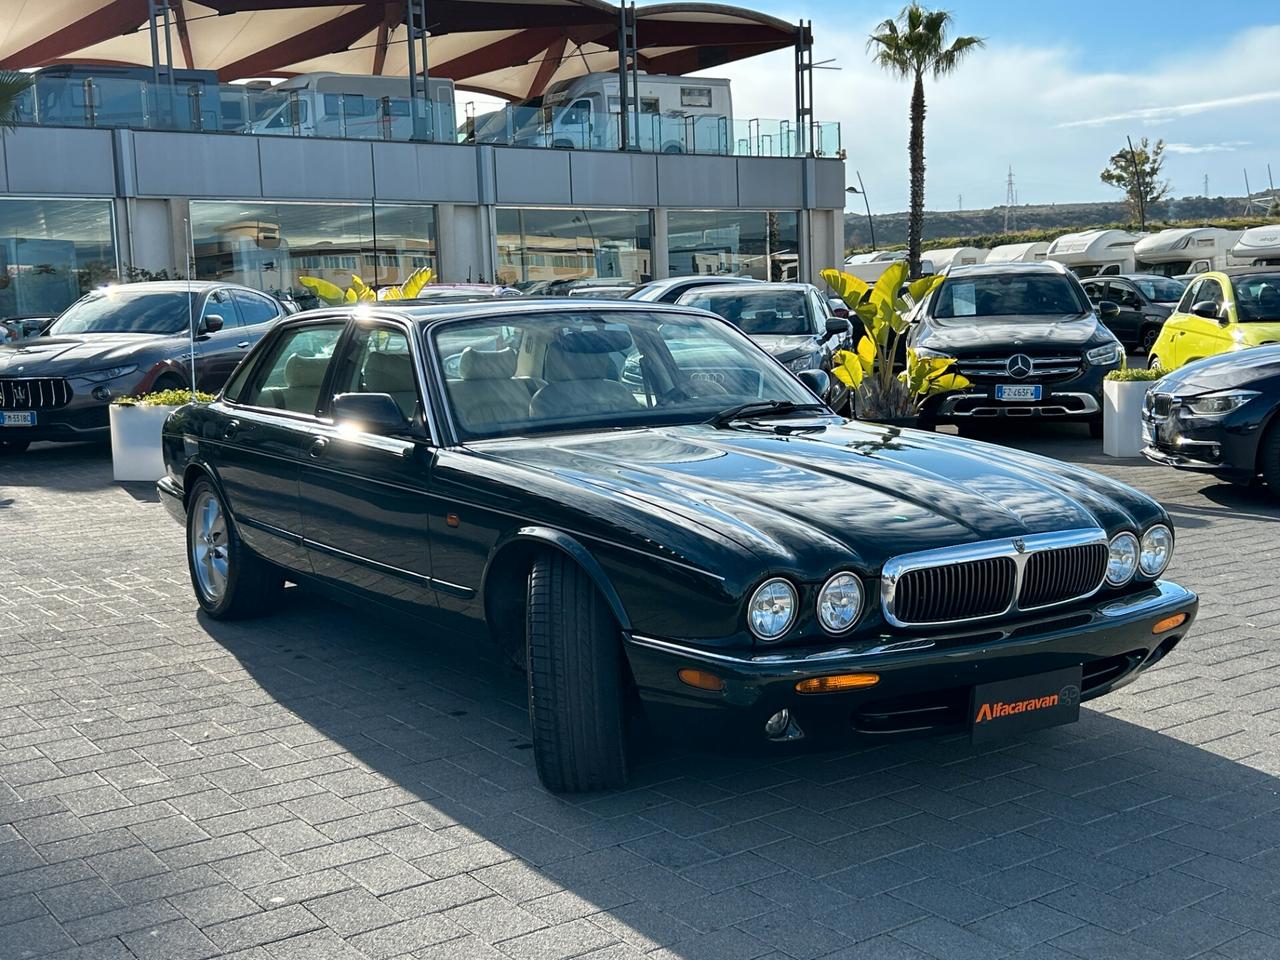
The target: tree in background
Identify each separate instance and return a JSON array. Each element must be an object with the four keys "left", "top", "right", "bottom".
[
  {"left": 0, "top": 71, "right": 32, "bottom": 130},
  {"left": 868, "top": 4, "right": 984, "bottom": 279},
  {"left": 1100, "top": 137, "right": 1171, "bottom": 223}
]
